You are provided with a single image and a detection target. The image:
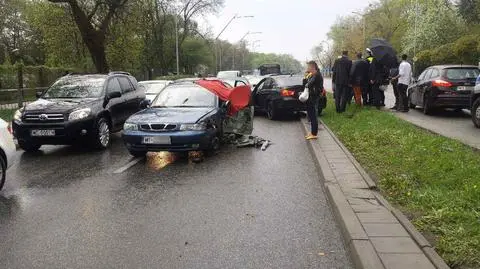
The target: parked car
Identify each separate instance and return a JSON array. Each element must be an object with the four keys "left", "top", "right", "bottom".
[
  {"left": 471, "top": 74, "right": 480, "bottom": 128},
  {"left": 122, "top": 79, "right": 251, "bottom": 157},
  {"left": 0, "top": 119, "right": 16, "bottom": 190},
  {"left": 139, "top": 80, "right": 172, "bottom": 102},
  {"left": 252, "top": 75, "right": 327, "bottom": 120},
  {"left": 217, "top": 70, "right": 241, "bottom": 79},
  {"left": 408, "top": 65, "right": 480, "bottom": 115},
  {"left": 12, "top": 72, "right": 146, "bottom": 151}
]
